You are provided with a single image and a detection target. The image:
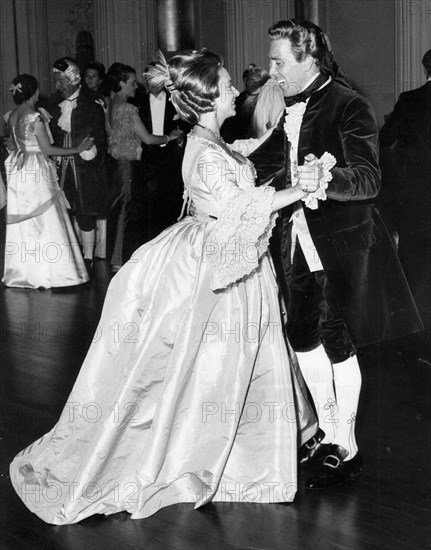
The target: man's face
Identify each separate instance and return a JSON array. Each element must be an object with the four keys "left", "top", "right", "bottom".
[
  {"left": 269, "top": 38, "right": 318, "bottom": 97},
  {"left": 54, "top": 72, "right": 78, "bottom": 99},
  {"left": 146, "top": 80, "right": 164, "bottom": 97}
]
